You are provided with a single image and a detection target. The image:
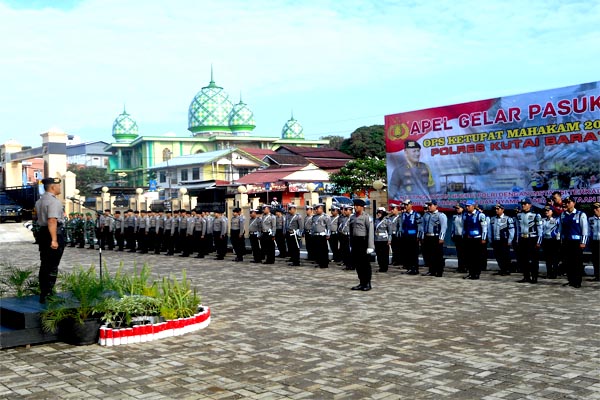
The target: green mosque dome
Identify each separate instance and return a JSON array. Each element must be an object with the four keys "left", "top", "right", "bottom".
[
  {"left": 188, "top": 71, "right": 234, "bottom": 135},
  {"left": 112, "top": 108, "right": 139, "bottom": 143},
  {"left": 228, "top": 98, "right": 256, "bottom": 134},
  {"left": 281, "top": 114, "right": 304, "bottom": 139}
]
